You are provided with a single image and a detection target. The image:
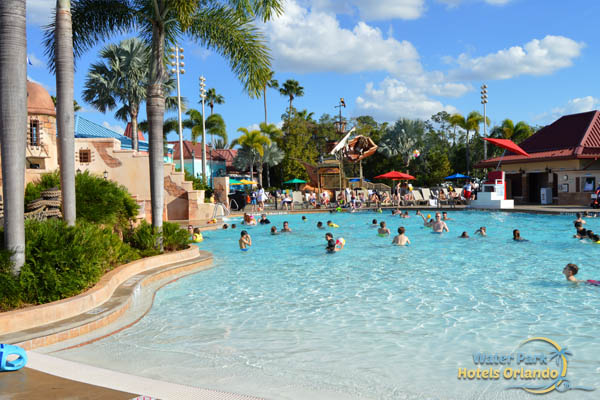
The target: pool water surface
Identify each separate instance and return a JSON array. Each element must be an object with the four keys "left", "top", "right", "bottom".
[{"left": 56, "top": 211, "right": 600, "bottom": 399}]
